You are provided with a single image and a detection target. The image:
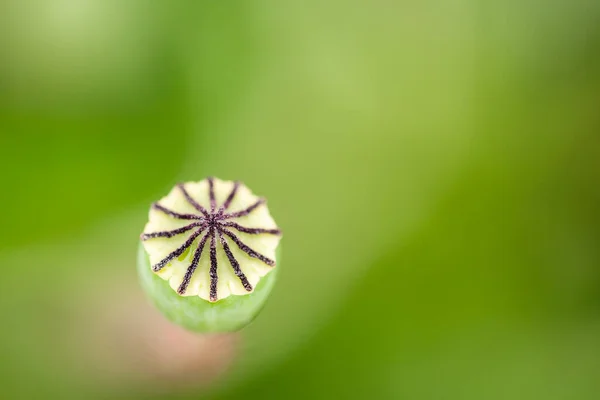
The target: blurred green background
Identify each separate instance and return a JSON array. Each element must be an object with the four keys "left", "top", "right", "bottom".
[{"left": 1, "top": 1, "right": 600, "bottom": 399}]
